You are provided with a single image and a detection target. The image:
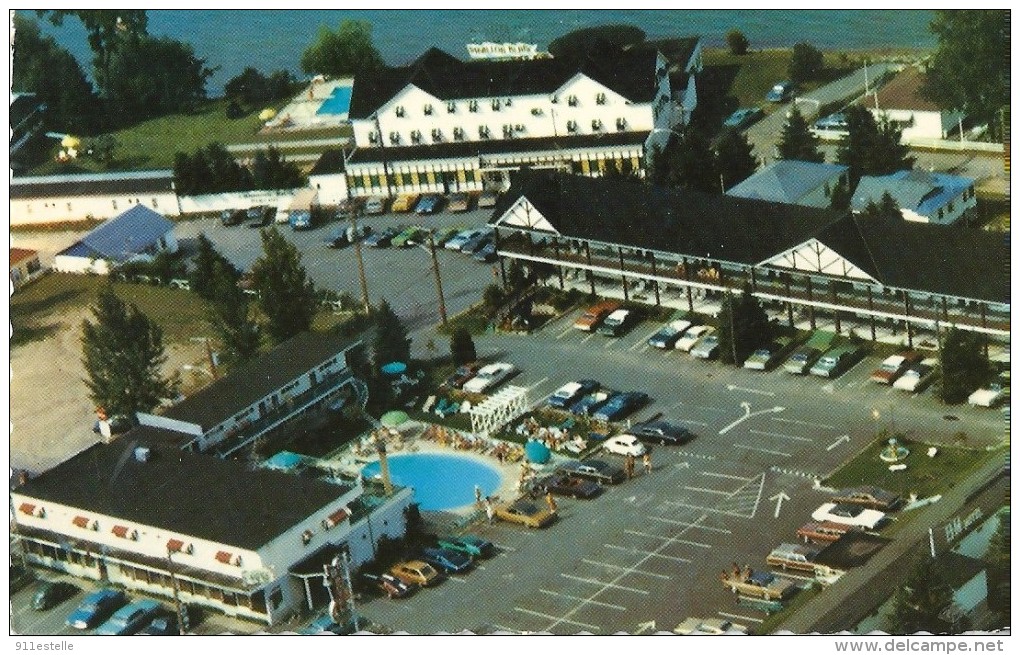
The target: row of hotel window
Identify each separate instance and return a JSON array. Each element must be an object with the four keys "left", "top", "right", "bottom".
[
  {"left": 369, "top": 118, "right": 629, "bottom": 145},
  {"left": 24, "top": 196, "right": 160, "bottom": 214},
  {"left": 393, "top": 93, "right": 612, "bottom": 118}
]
